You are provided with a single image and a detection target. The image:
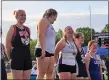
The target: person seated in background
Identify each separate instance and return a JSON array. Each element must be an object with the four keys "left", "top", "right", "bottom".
[
  {"left": 101, "top": 56, "right": 107, "bottom": 80},
  {"left": 30, "top": 64, "right": 37, "bottom": 80},
  {"left": 105, "top": 59, "right": 109, "bottom": 79},
  {"left": 0, "top": 28, "right": 7, "bottom": 80}
]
